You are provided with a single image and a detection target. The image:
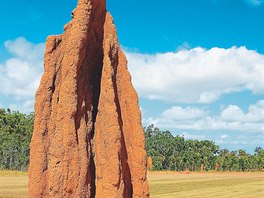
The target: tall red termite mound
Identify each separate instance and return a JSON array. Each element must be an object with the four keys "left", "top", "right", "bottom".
[{"left": 29, "top": 0, "right": 149, "bottom": 197}]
